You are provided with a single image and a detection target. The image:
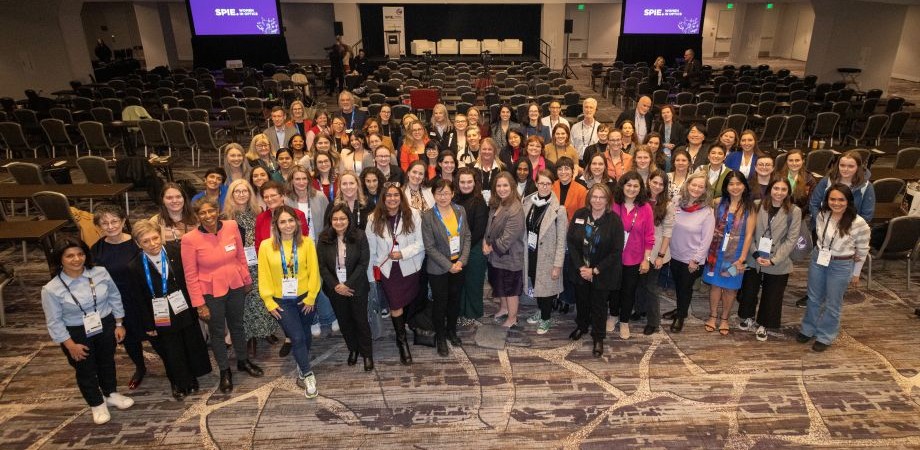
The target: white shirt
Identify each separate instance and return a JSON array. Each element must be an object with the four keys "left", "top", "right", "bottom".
[
  {"left": 570, "top": 119, "right": 599, "bottom": 159},
  {"left": 541, "top": 115, "right": 570, "bottom": 130}
]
